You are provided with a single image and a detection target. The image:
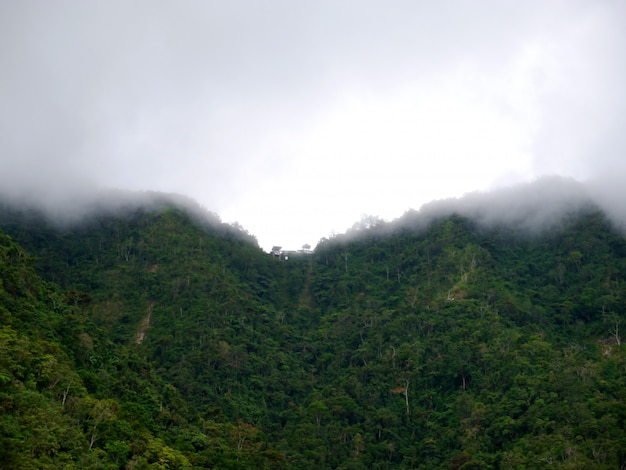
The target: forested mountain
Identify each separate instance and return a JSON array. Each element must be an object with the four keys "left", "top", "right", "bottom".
[{"left": 1, "top": 192, "right": 625, "bottom": 469}]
